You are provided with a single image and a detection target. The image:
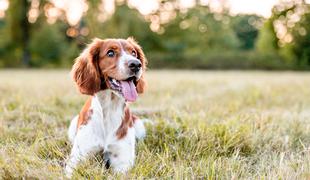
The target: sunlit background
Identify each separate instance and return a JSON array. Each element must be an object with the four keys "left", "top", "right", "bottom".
[
  {"left": 0, "top": 0, "right": 274, "bottom": 24},
  {"left": 0, "top": 0, "right": 309, "bottom": 69},
  {"left": 0, "top": 0, "right": 283, "bottom": 27}
]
